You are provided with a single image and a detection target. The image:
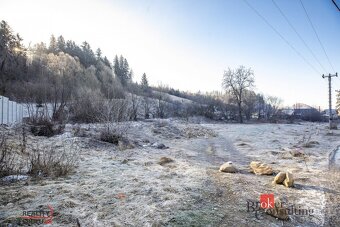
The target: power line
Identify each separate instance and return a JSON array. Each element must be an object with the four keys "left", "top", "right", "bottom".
[
  {"left": 332, "top": 0, "right": 340, "bottom": 11},
  {"left": 299, "top": 0, "right": 336, "bottom": 73},
  {"left": 243, "top": 0, "right": 321, "bottom": 75},
  {"left": 271, "top": 0, "right": 327, "bottom": 73}
]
